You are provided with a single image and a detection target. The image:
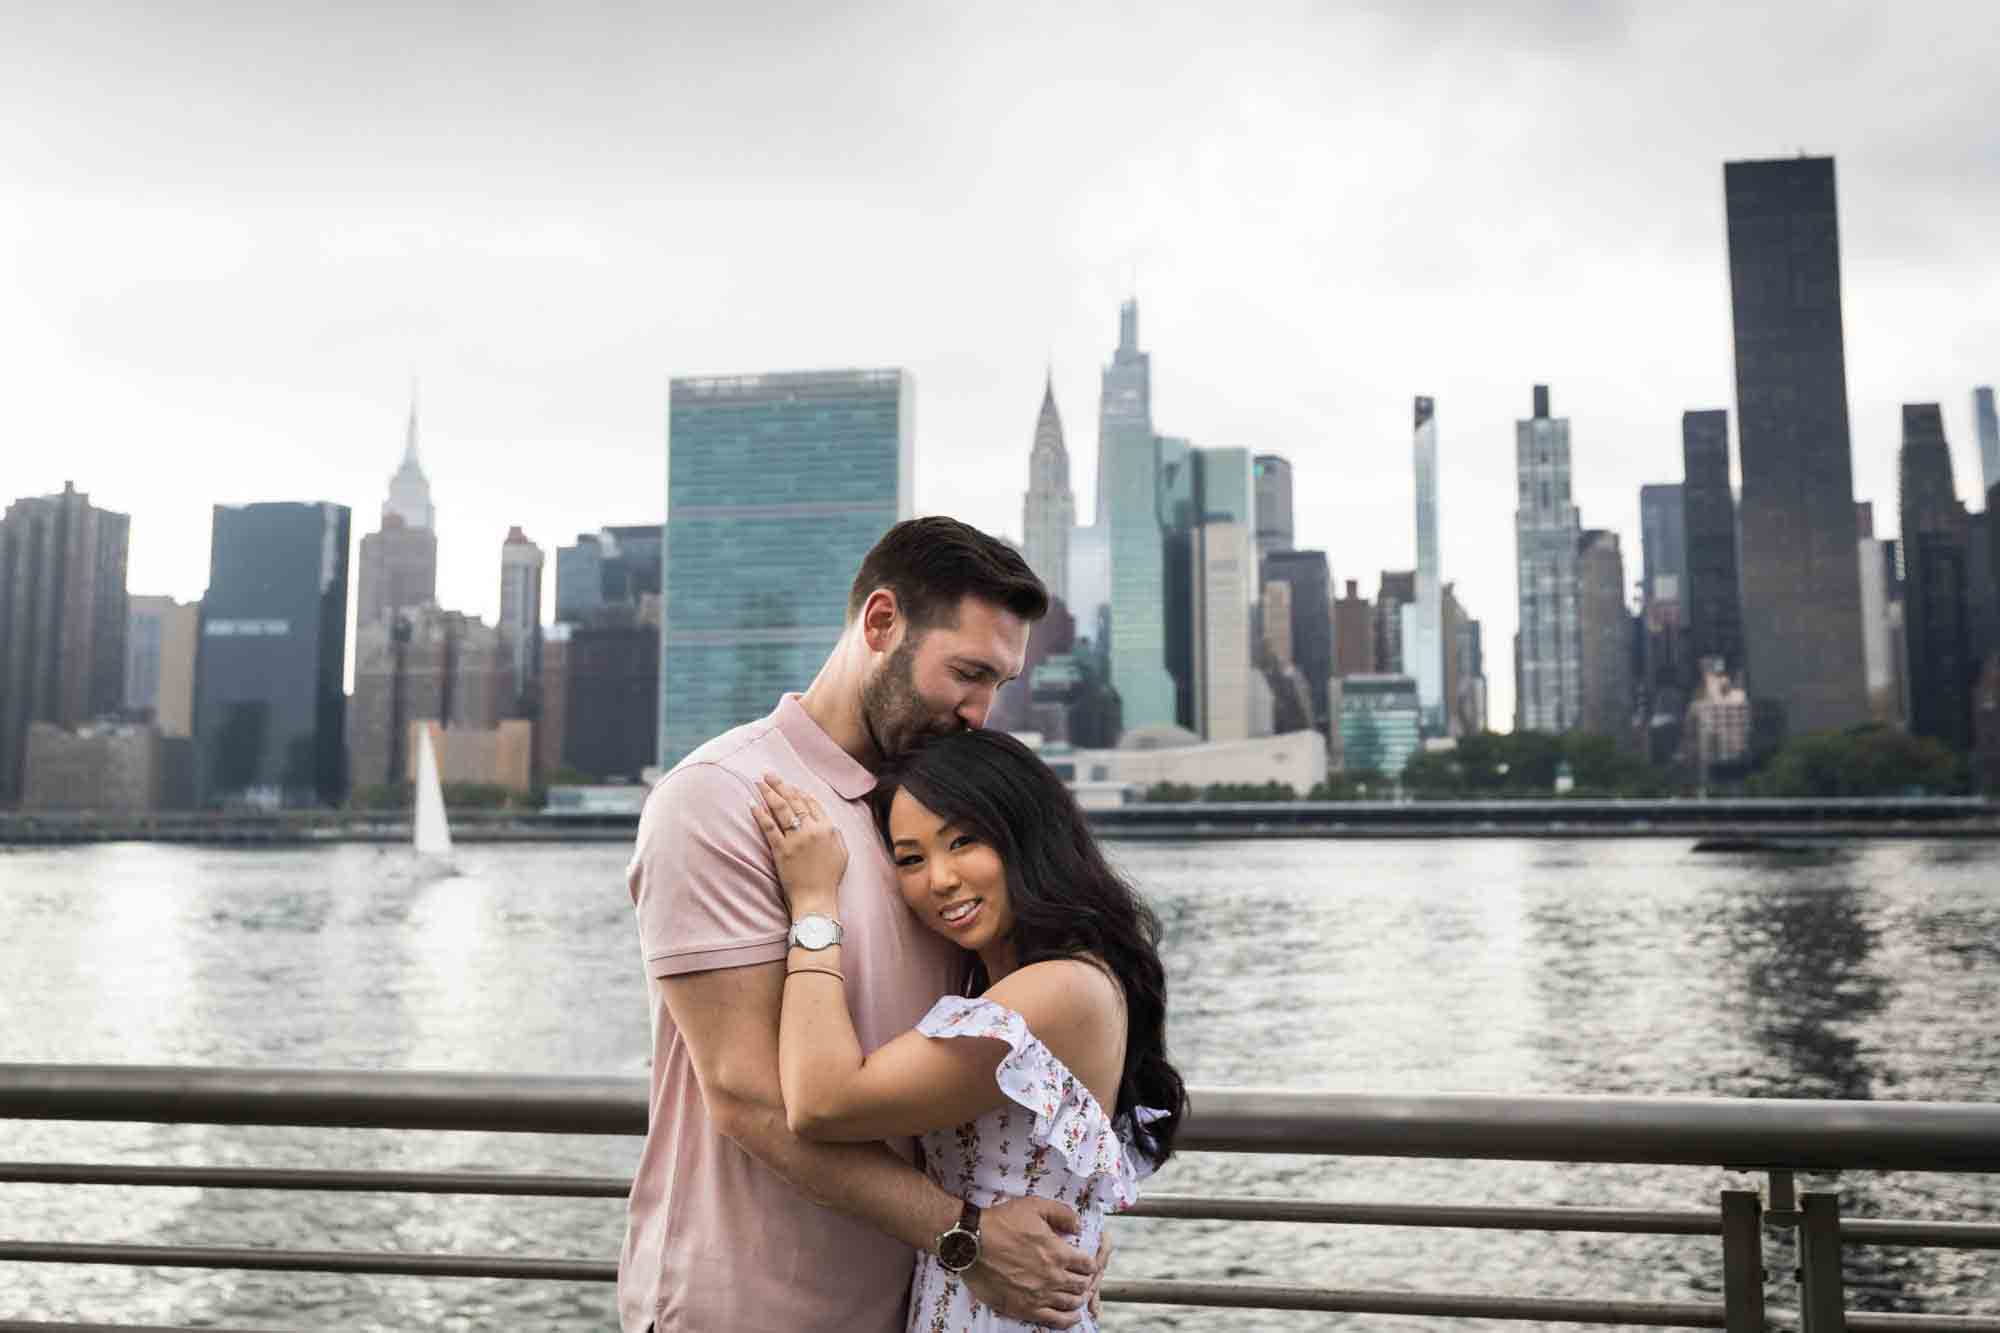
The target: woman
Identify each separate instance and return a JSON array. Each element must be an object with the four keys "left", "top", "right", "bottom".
[{"left": 749, "top": 728, "right": 1186, "bottom": 1332}]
